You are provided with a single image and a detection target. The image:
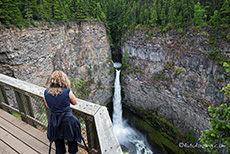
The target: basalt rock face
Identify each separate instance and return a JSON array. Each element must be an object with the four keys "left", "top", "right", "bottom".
[
  {"left": 0, "top": 21, "right": 113, "bottom": 105},
  {"left": 121, "top": 28, "right": 230, "bottom": 136}
]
